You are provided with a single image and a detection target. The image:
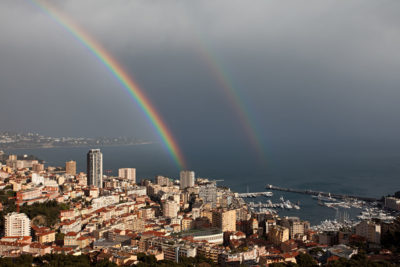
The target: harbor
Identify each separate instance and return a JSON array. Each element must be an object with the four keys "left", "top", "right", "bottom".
[
  {"left": 237, "top": 191, "right": 273, "bottom": 198},
  {"left": 266, "top": 184, "right": 379, "bottom": 202},
  {"left": 236, "top": 185, "right": 400, "bottom": 228}
]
